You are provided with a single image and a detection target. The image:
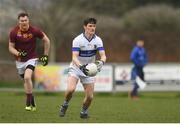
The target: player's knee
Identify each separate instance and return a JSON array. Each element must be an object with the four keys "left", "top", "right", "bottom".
[
  {"left": 24, "top": 75, "right": 32, "bottom": 82},
  {"left": 26, "top": 65, "right": 35, "bottom": 71}
]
